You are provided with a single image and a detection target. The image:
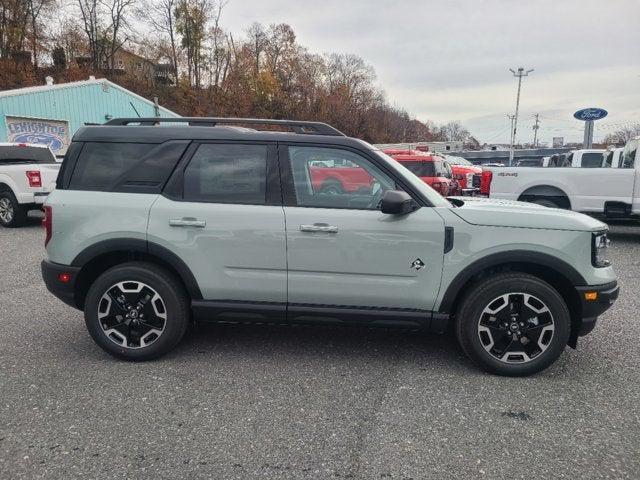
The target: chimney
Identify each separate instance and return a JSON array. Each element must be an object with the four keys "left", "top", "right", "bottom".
[
  {"left": 45, "top": 76, "right": 54, "bottom": 86},
  {"left": 89, "top": 75, "right": 96, "bottom": 81}
]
